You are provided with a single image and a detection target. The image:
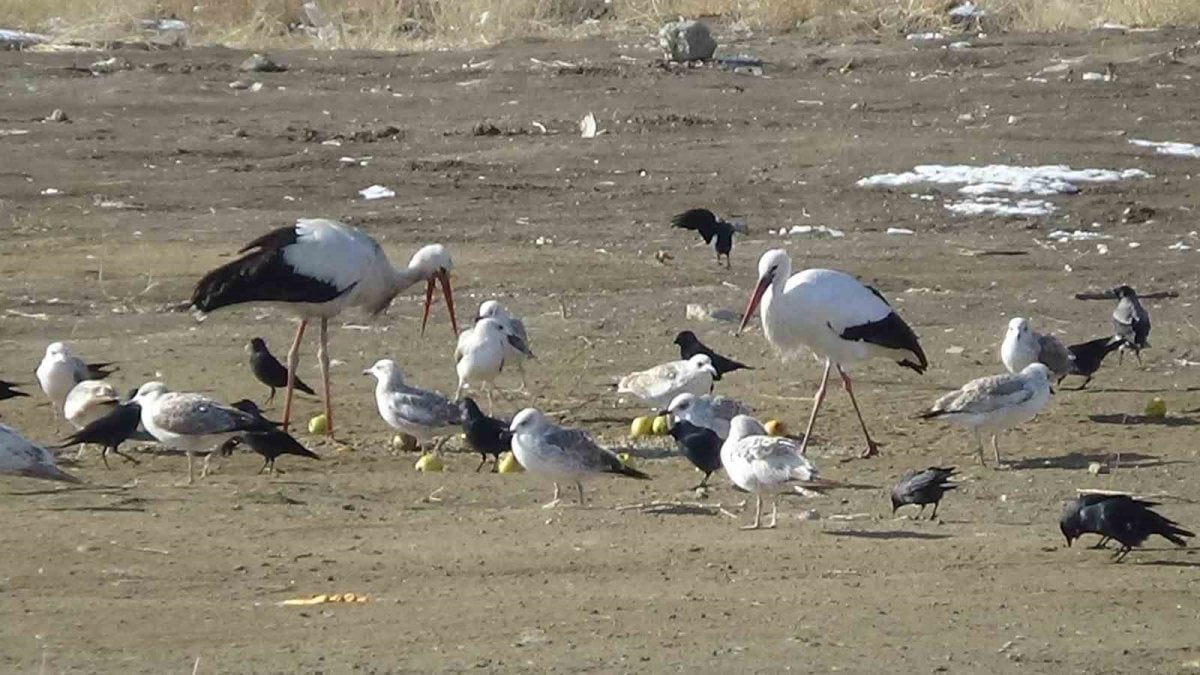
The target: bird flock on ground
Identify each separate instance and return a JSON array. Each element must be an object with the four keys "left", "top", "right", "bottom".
[{"left": 0, "top": 213, "right": 1189, "bottom": 561}]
